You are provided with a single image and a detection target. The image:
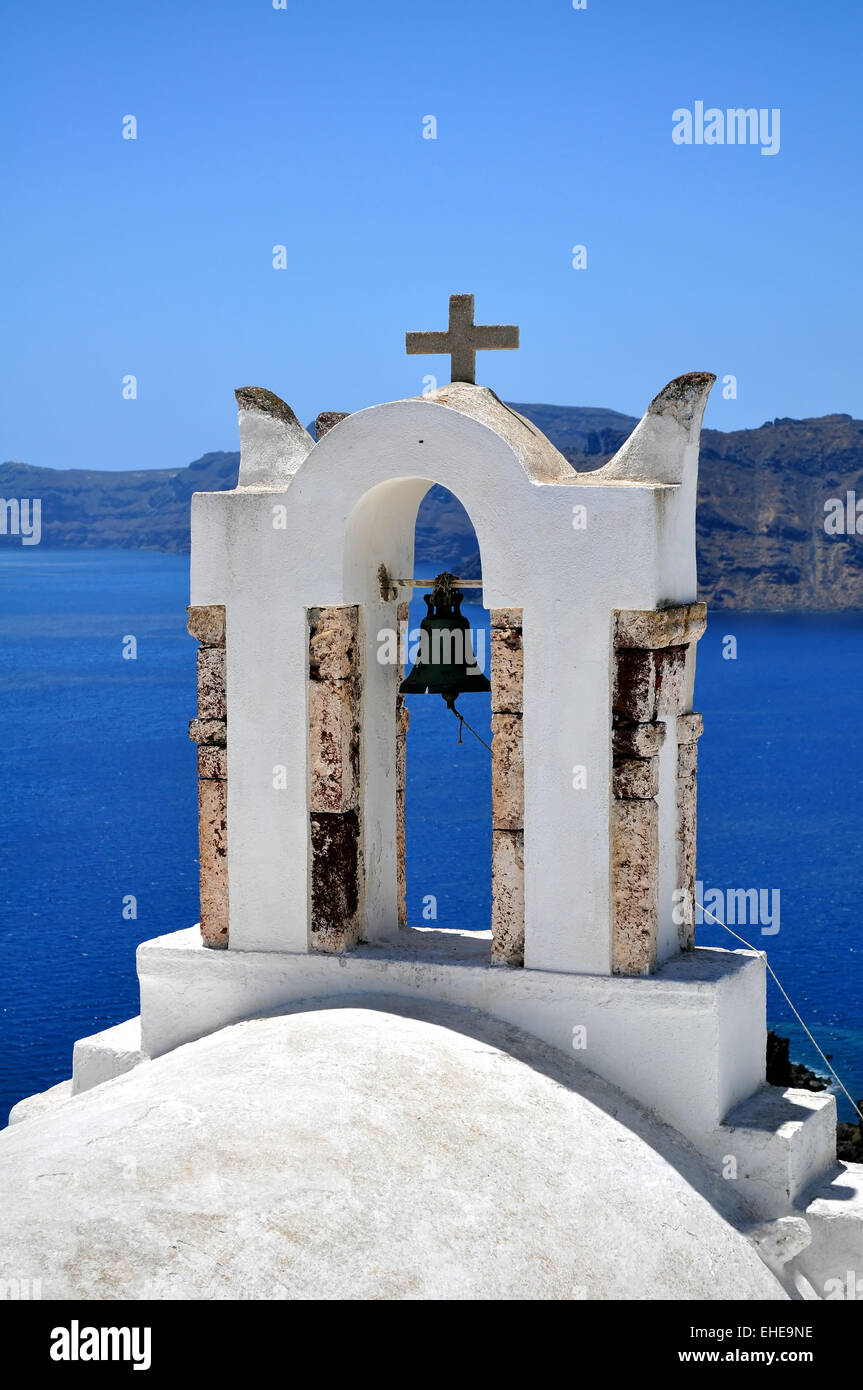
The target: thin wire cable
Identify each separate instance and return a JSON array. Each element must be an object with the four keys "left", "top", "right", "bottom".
[{"left": 697, "top": 899, "right": 863, "bottom": 1125}]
